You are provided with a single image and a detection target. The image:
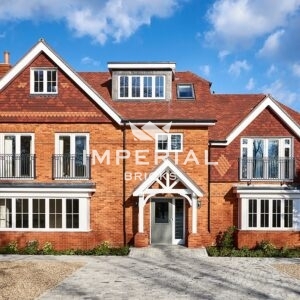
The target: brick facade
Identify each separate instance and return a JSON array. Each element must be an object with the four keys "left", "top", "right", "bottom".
[{"left": 0, "top": 40, "right": 299, "bottom": 250}]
